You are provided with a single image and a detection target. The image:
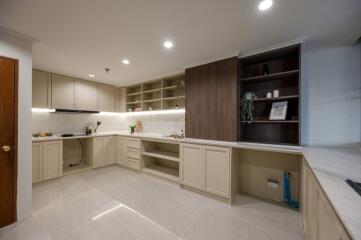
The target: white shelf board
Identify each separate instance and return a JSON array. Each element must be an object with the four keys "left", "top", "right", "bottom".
[
  {"left": 142, "top": 165, "right": 179, "bottom": 182},
  {"left": 142, "top": 149, "right": 179, "bottom": 162}
]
